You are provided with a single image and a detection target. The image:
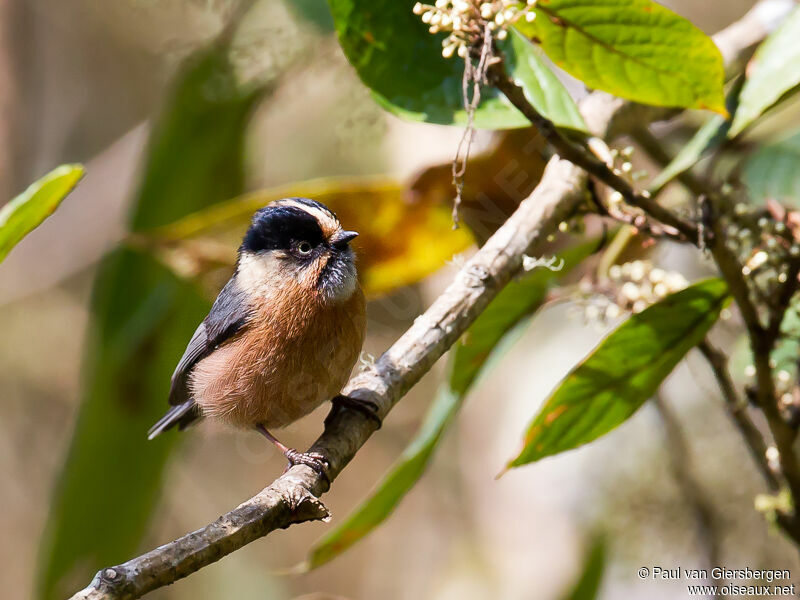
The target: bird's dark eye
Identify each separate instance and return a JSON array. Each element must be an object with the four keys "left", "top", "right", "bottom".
[{"left": 297, "top": 241, "right": 313, "bottom": 255}]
